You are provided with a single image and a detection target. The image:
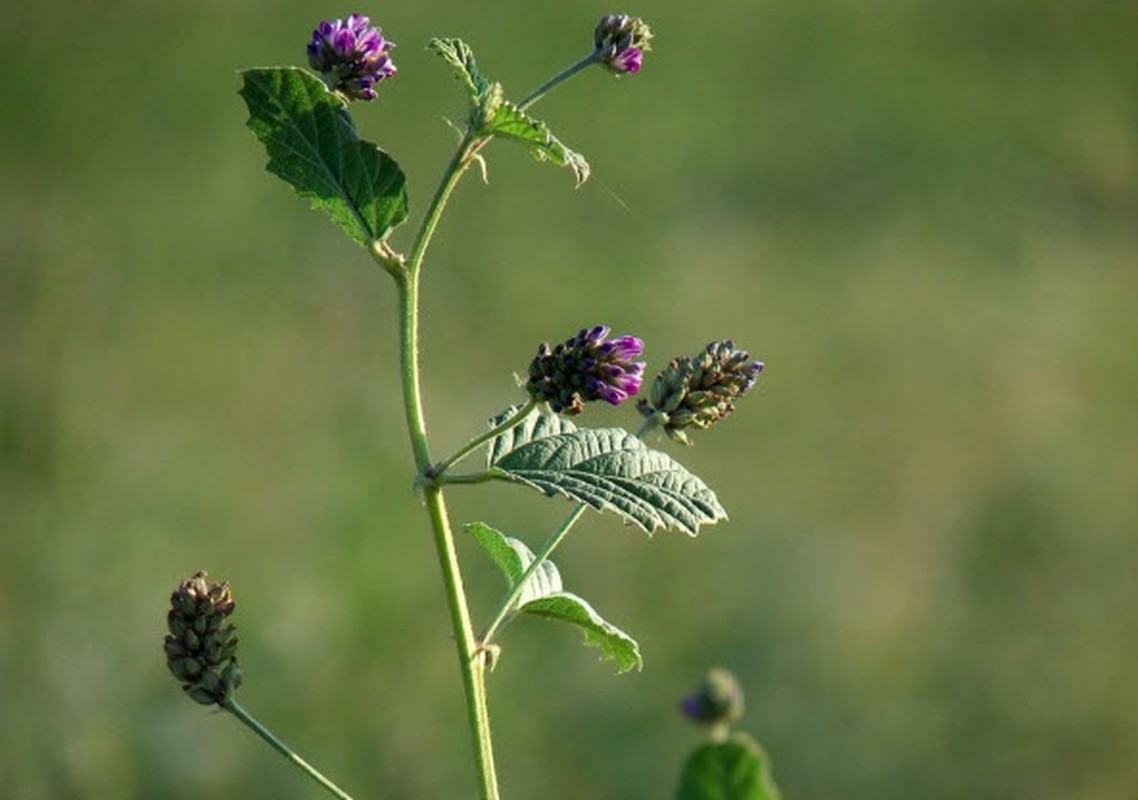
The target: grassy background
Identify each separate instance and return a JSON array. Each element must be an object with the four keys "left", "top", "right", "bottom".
[{"left": 2, "top": 1, "right": 1135, "bottom": 798}]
